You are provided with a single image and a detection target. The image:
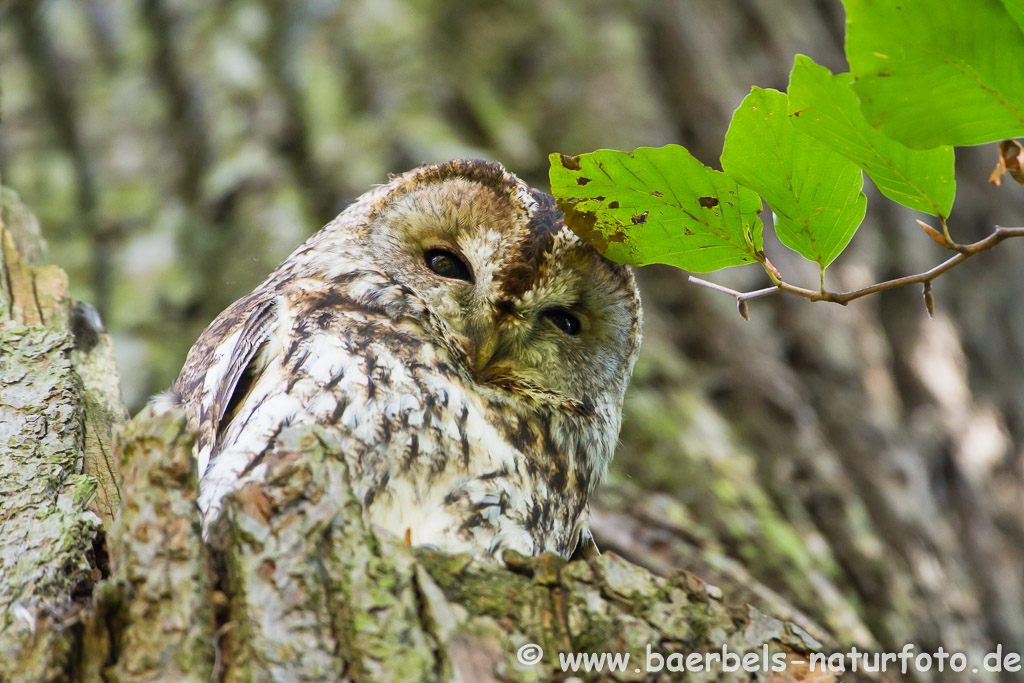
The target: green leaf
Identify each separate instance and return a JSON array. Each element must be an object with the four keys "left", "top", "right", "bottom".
[
  {"left": 721, "top": 87, "right": 866, "bottom": 271},
  {"left": 1003, "top": 0, "right": 1024, "bottom": 35},
  {"left": 787, "top": 55, "right": 956, "bottom": 218},
  {"left": 548, "top": 146, "right": 764, "bottom": 273},
  {"left": 844, "top": 0, "right": 1024, "bottom": 148}
]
